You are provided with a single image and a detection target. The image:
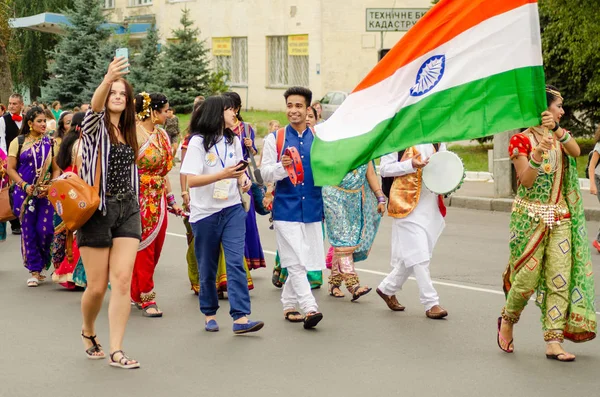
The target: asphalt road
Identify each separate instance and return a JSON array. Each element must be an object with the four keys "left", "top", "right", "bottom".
[{"left": 2, "top": 171, "right": 600, "bottom": 397}]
